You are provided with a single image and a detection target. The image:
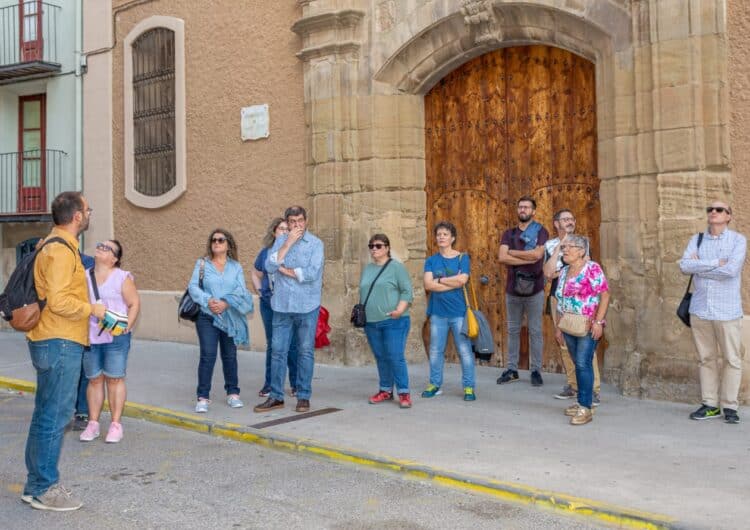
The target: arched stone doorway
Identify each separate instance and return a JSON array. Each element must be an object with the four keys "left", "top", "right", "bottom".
[
  {"left": 424, "top": 45, "right": 600, "bottom": 371},
  {"left": 294, "top": 0, "right": 738, "bottom": 402}
]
